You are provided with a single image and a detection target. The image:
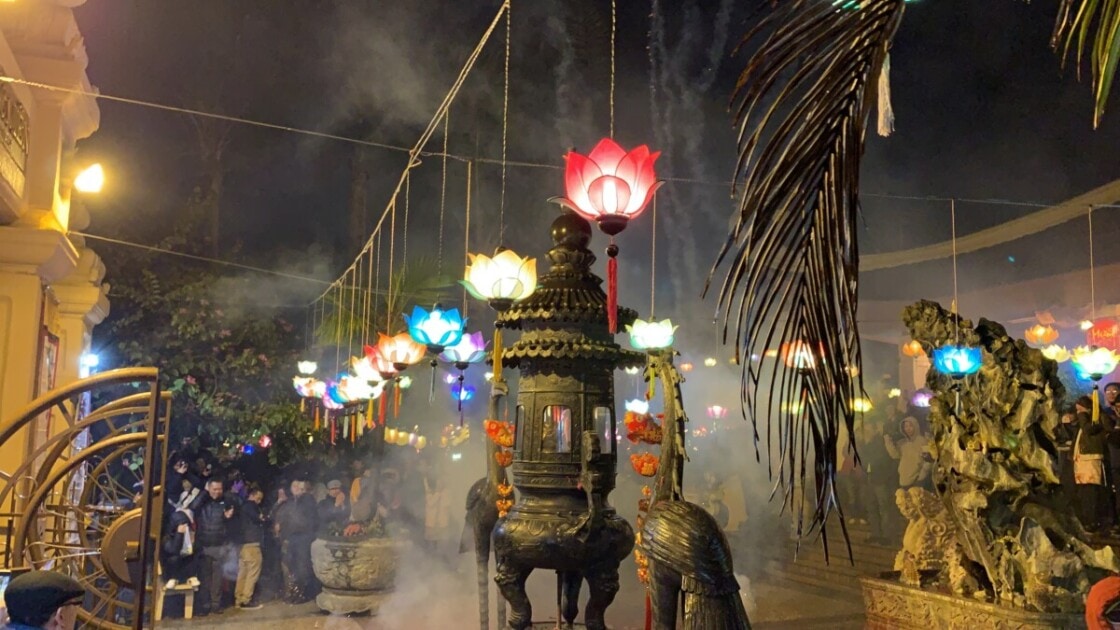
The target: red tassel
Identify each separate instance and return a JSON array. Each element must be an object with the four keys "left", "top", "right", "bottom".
[
  {"left": 330, "top": 414, "right": 336, "bottom": 444},
  {"left": 607, "top": 243, "right": 619, "bottom": 334},
  {"left": 378, "top": 395, "right": 388, "bottom": 426},
  {"left": 644, "top": 591, "right": 651, "bottom": 630}
]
